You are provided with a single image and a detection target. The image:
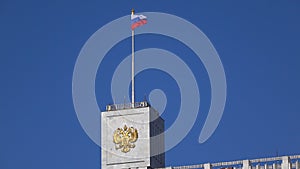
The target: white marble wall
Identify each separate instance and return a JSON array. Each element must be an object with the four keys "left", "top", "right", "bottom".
[{"left": 101, "top": 106, "right": 165, "bottom": 169}]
